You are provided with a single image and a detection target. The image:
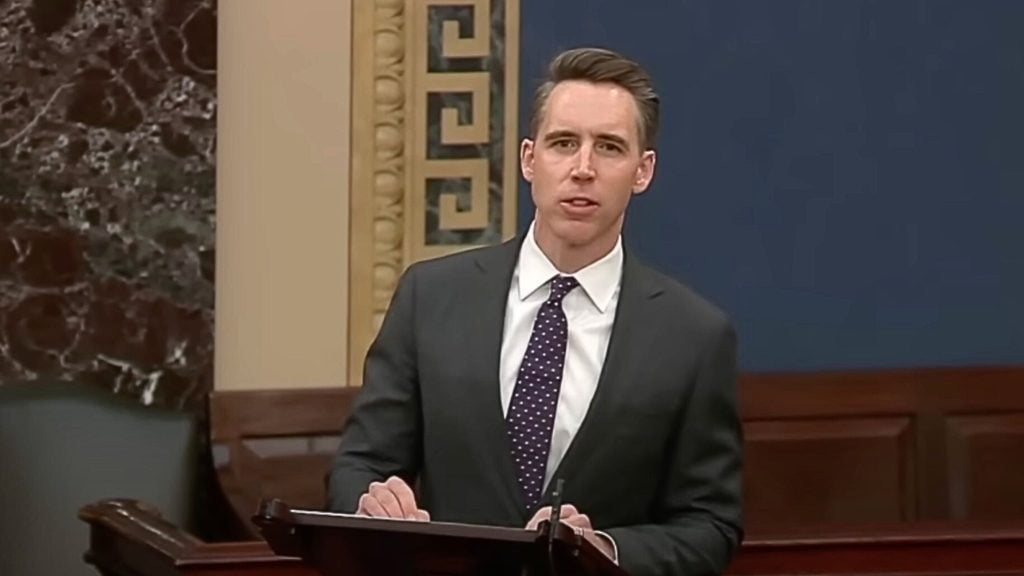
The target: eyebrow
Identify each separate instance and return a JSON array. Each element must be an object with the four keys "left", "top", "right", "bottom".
[{"left": 541, "top": 129, "right": 631, "bottom": 150}]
